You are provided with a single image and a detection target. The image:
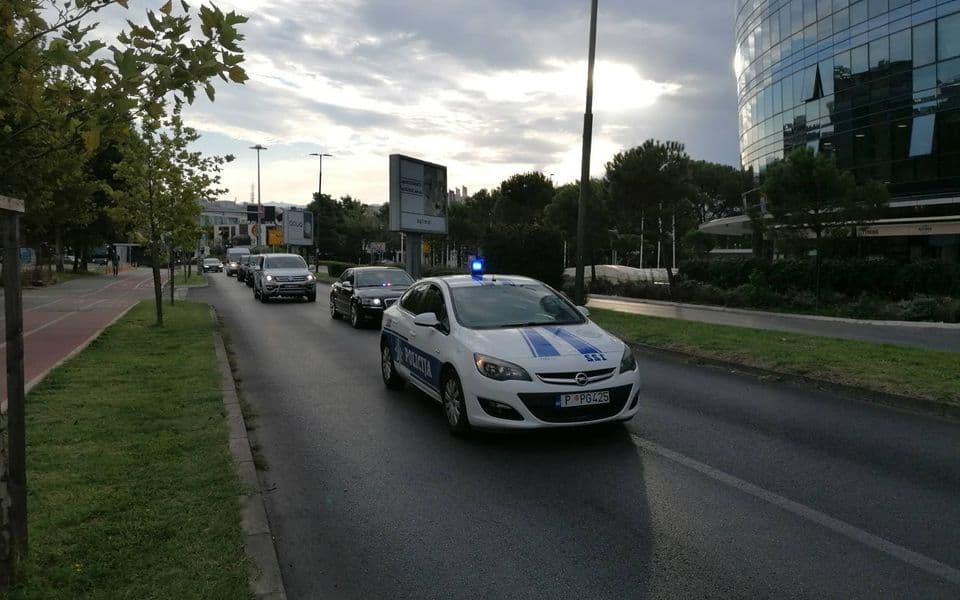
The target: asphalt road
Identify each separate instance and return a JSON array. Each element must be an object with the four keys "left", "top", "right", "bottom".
[
  {"left": 588, "top": 295, "right": 960, "bottom": 353},
  {"left": 197, "top": 274, "right": 960, "bottom": 600}
]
